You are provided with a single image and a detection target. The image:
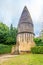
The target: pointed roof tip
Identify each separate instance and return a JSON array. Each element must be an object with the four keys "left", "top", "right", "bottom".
[
  {"left": 22, "top": 6, "right": 30, "bottom": 16},
  {"left": 23, "top": 6, "right": 30, "bottom": 14},
  {"left": 24, "top": 6, "right": 28, "bottom": 10},
  {"left": 24, "top": 6, "right": 27, "bottom": 8}
]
